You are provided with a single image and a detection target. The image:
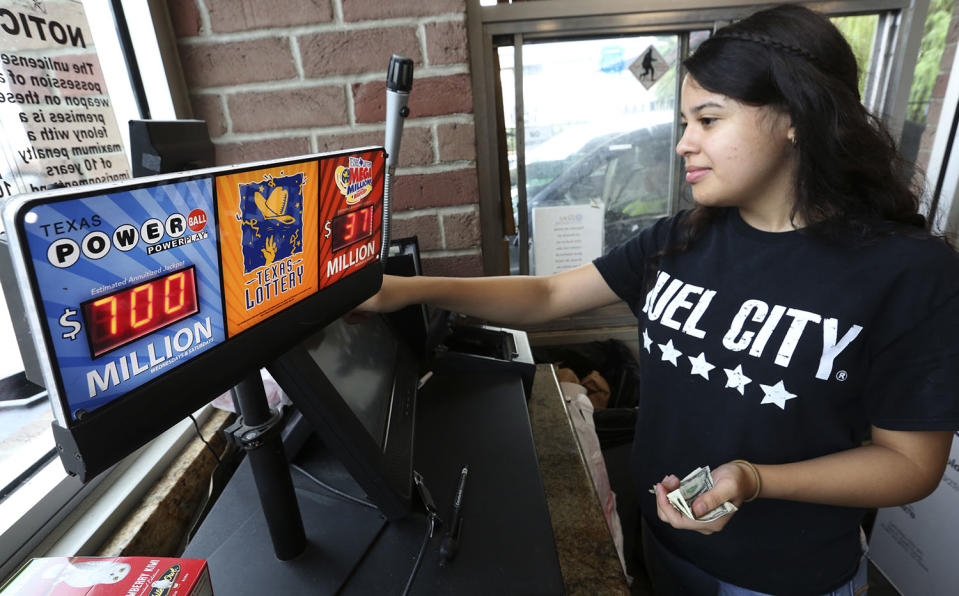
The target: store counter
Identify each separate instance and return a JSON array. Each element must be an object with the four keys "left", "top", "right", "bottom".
[
  {"left": 529, "top": 364, "right": 630, "bottom": 595},
  {"left": 185, "top": 364, "right": 628, "bottom": 594}
]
